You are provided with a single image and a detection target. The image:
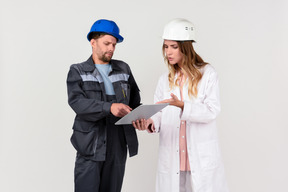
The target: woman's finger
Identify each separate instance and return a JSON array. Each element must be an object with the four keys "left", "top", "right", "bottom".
[{"left": 171, "top": 93, "right": 178, "bottom": 101}]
